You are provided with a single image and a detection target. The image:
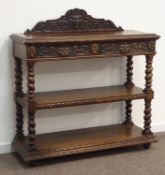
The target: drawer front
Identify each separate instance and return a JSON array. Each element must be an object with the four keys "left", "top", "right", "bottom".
[{"left": 29, "top": 41, "right": 155, "bottom": 59}]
